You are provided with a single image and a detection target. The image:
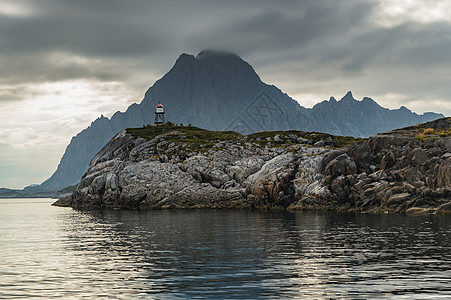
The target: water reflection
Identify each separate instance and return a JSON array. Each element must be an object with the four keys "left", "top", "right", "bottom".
[{"left": 1, "top": 199, "right": 450, "bottom": 299}]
